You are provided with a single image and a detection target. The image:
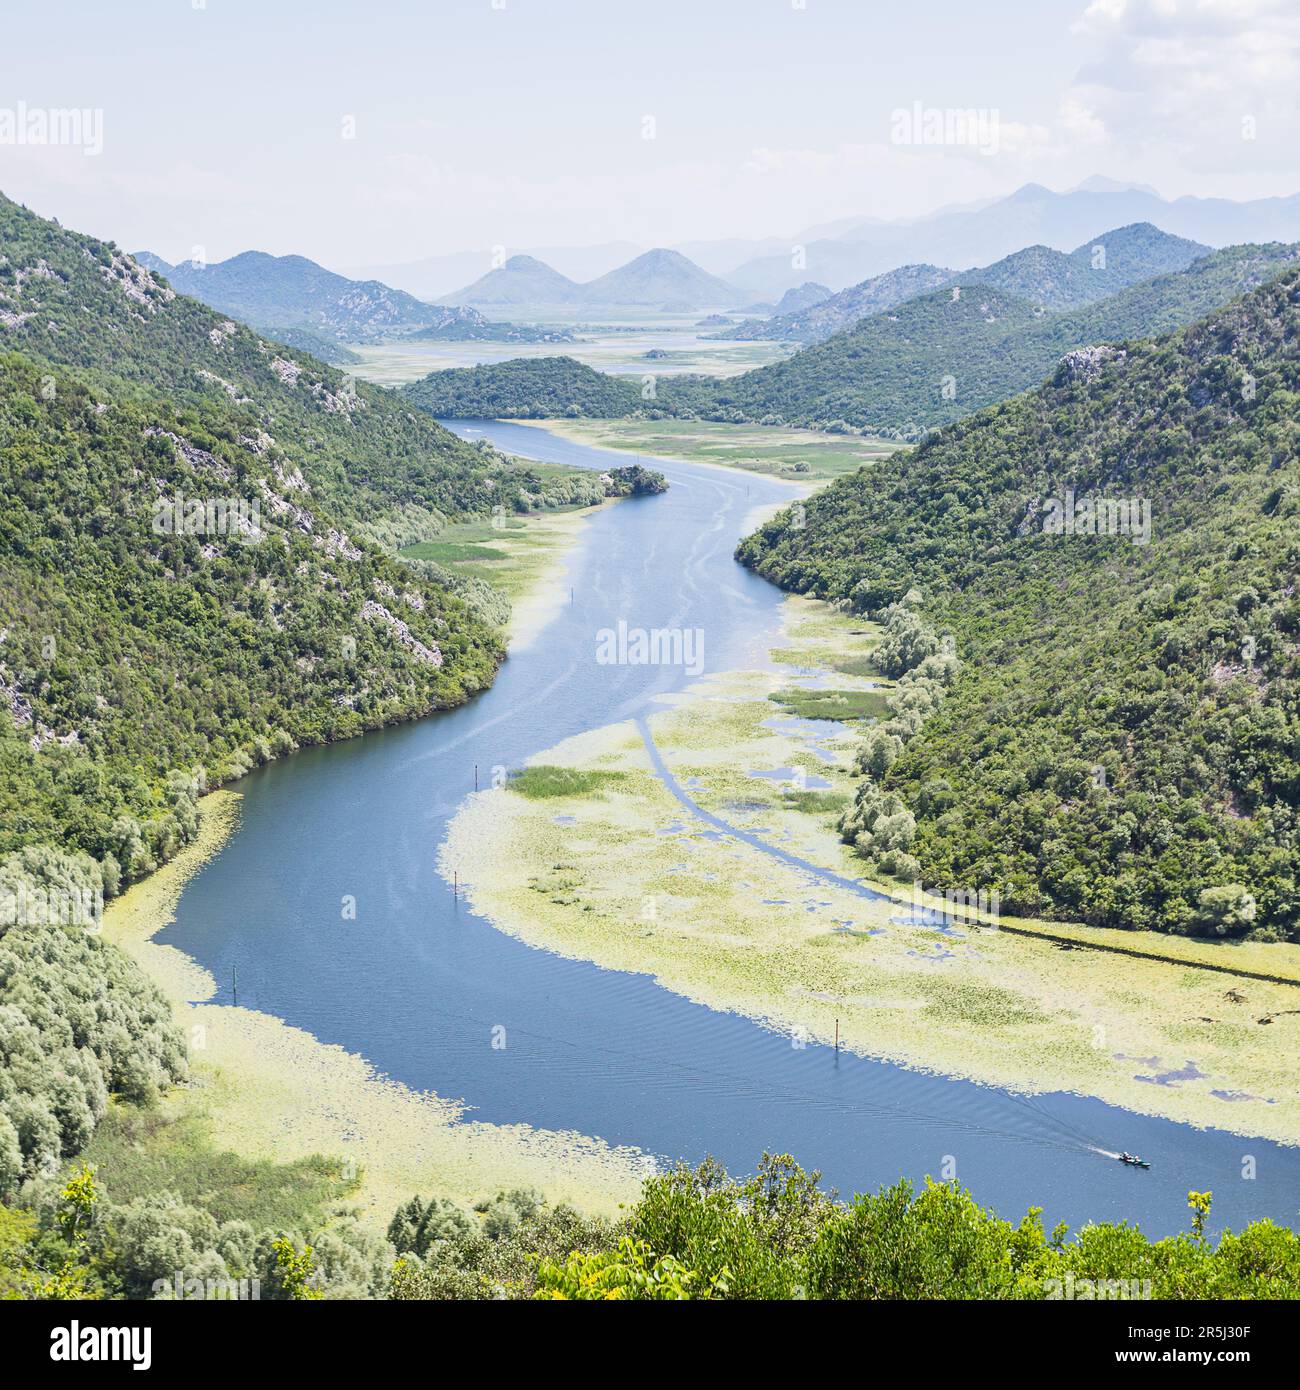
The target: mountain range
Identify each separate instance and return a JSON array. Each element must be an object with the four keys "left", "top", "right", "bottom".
[
  {"left": 686, "top": 238, "right": 1300, "bottom": 435},
  {"left": 343, "top": 179, "right": 1300, "bottom": 304},
  {"left": 725, "top": 182, "right": 1300, "bottom": 298},
  {"left": 712, "top": 223, "right": 1210, "bottom": 346},
  {"left": 134, "top": 250, "right": 571, "bottom": 351},
  {"left": 405, "top": 228, "right": 1300, "bottom": 440},
  {"left": 346, "top": 240, "right": 644, "bottom": 300}
]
